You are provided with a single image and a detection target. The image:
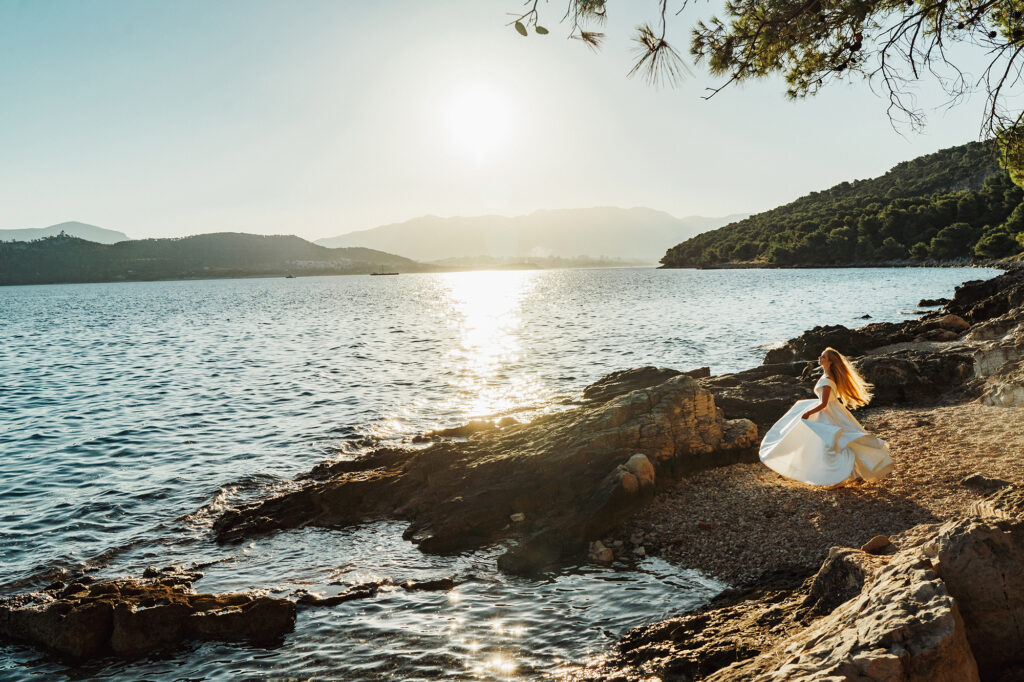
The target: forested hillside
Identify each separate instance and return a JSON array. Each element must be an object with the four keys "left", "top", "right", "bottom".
[
  {"left": 0, "top": 232, "right": 421, "bottom": 285},
  {"left": 661, "top": 142, "right": 1024, "bottom": 267}
]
